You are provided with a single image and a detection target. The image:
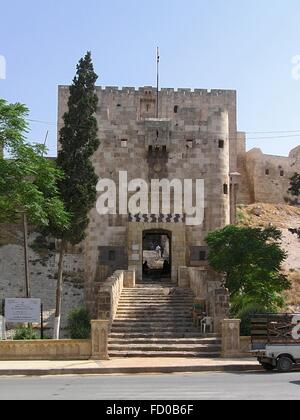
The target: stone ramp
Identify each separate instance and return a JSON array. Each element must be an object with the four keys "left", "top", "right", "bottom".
[{"left": 108, "top": 283, "right": 221, "bottom": 358}]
